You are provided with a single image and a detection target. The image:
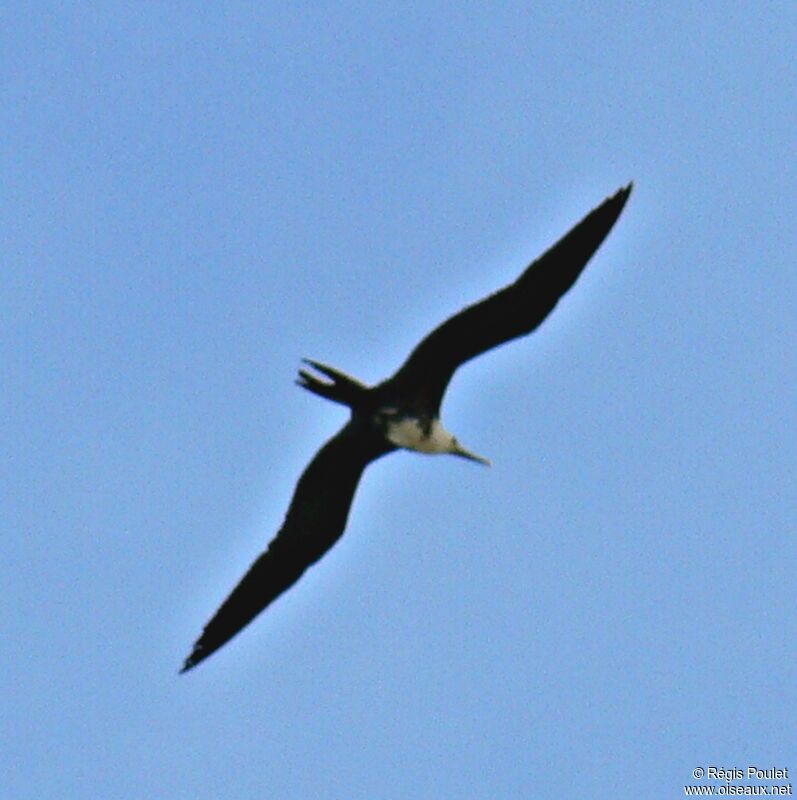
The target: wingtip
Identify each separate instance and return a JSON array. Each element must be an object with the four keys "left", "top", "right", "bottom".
[
  {"left": 616, "top": 182, "right": 634, "bottom": 200},
  {"left": 179, "top": 643, "right": 204, "bottom": 674},
  {"left": 605, "top": 182, "right": 633, "bottom": 215}
]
